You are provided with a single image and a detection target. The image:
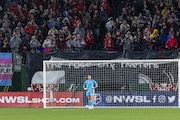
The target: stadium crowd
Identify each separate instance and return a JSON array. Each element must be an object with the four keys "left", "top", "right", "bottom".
[{"left": 0, "top": 0, "right": 180, "bottom": 59}]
